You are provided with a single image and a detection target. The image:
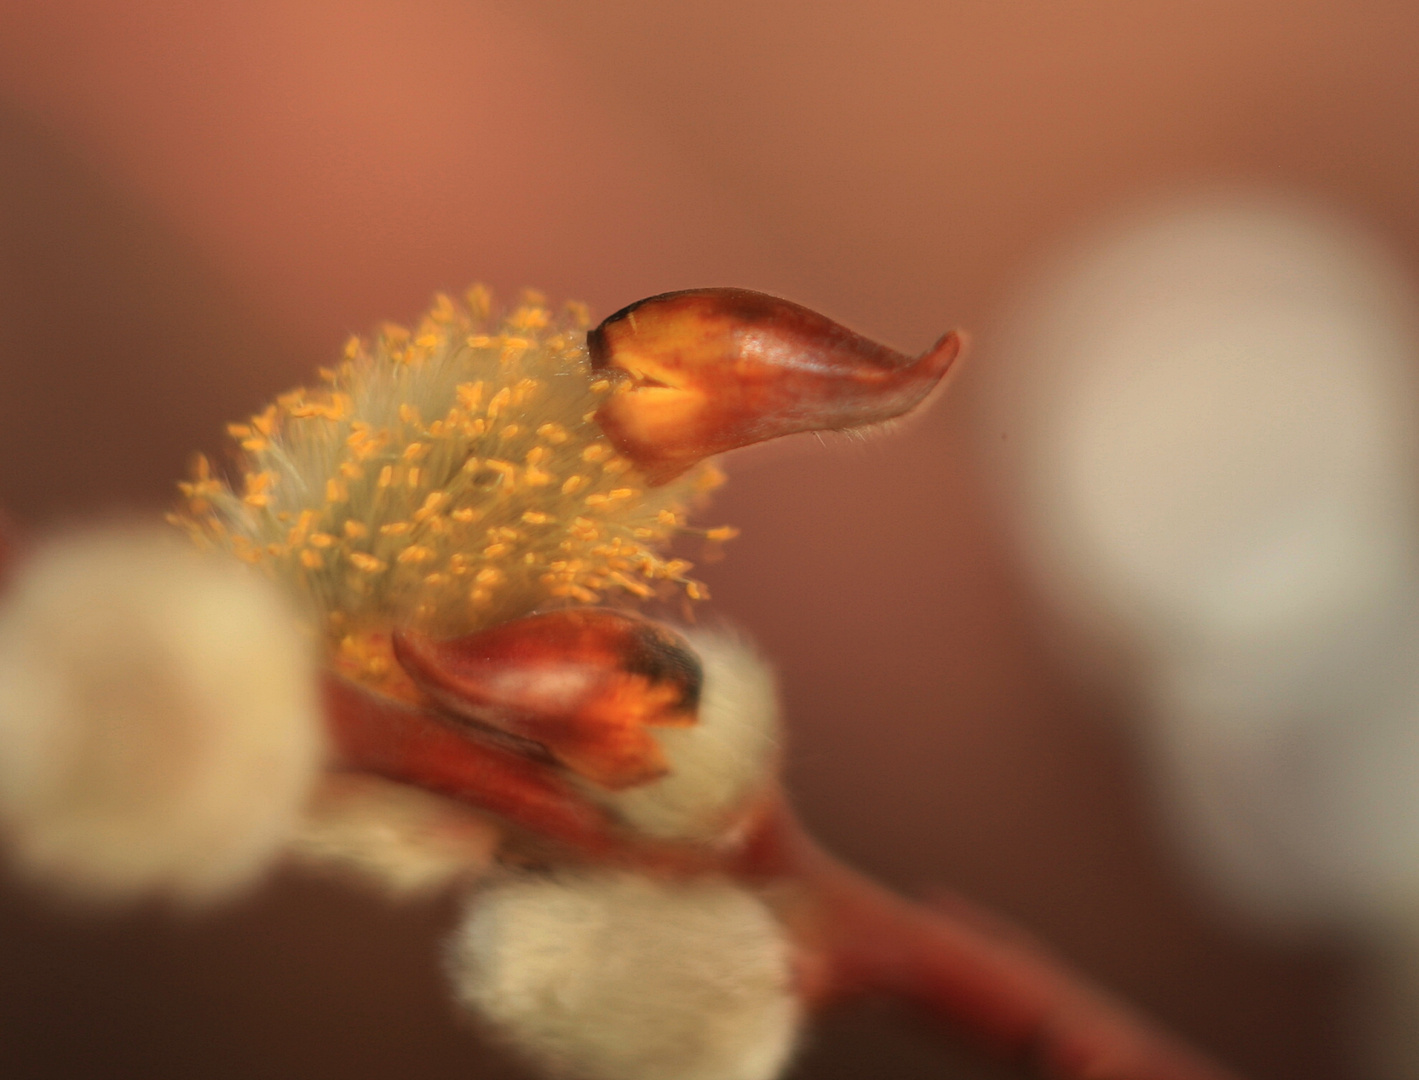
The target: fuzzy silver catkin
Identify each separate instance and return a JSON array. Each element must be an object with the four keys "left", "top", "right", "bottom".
[
  {"left": 586, "top": 629, "right": 782, "bottom": 842},
  {"left": 288, "top": 773, "right": 501, "bottom": 897},
  {"left": 448, "top": 870, "right": 802, "bottom": 1080},
  {"left": 0, "top": 525, "right": 324, "bottom": 904}
]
